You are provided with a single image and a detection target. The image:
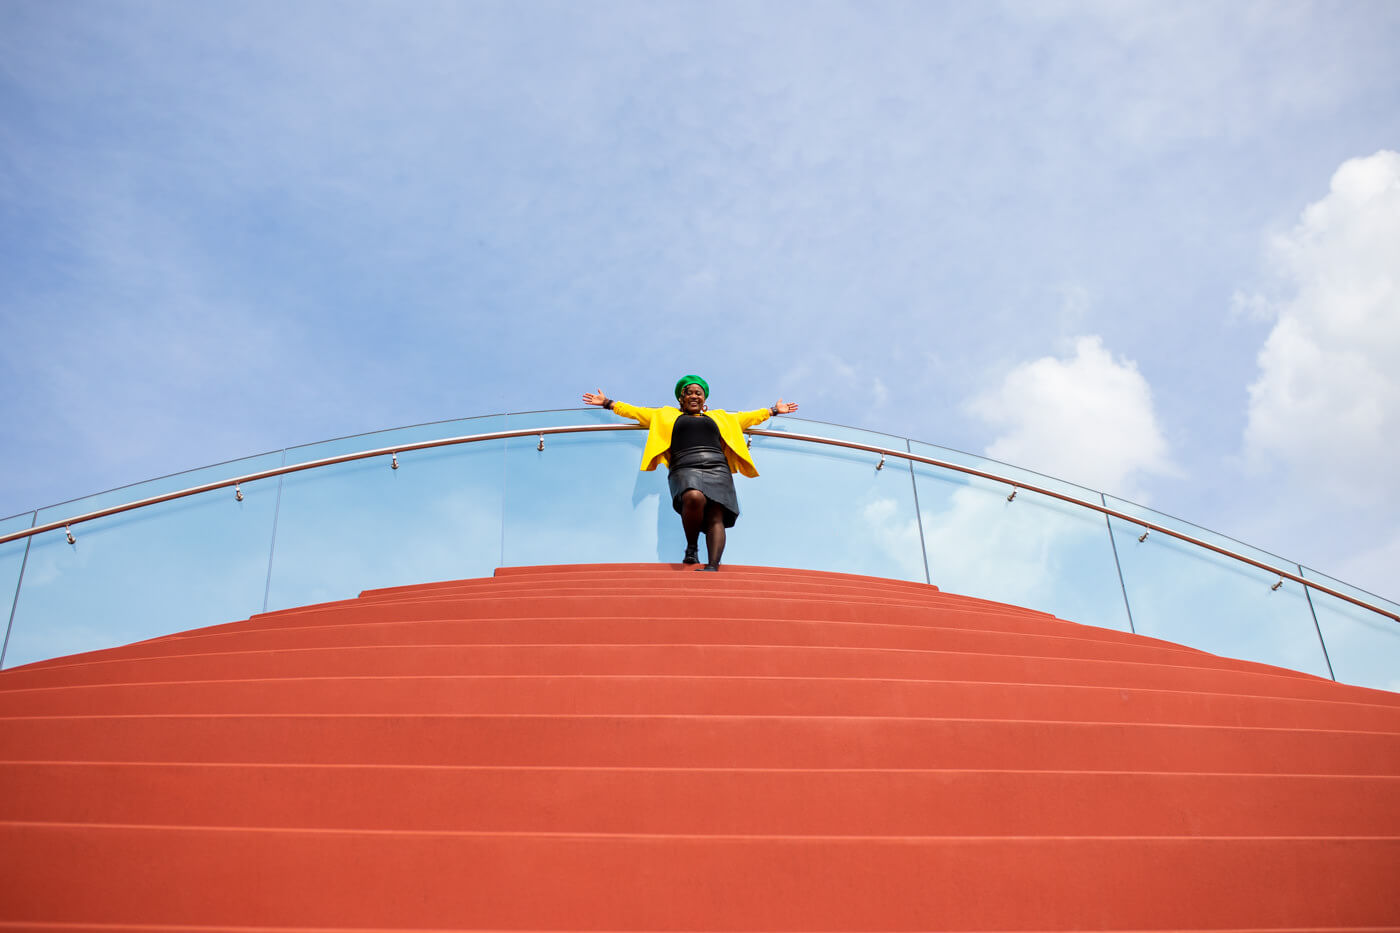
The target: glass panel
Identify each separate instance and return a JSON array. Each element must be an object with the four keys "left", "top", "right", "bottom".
[
  {"left": 1105, "top": 500, "right": 1329, "bottom": 677},
  {"left": 4, "top": 481, "right": 279, "bottom": 669},
  {"left": 725, "top": 421, "right": 927, "bottom": 581},
  {"left": 264, "top": 422, "right": 506, "bottom": 611},
  {"left": 1105, "top": 495, "right": 1300, "bottom": 569},
  {"left": 504, "top": 408, "right": 629, "bottom": 430},
  {"left": 500, "top": 409, "right": 665, "bottom": 567},
  {"left": 283, "top": 413, "right": 507, "bottom": 465},
  {"left": 0, "top": 513, "right": 36, "bottom": 663},
  {"left": 762, "top": 415, "right": 905, "bottom": 447},
  {"left": 910, "top": 442, "right": 1130, "bottom": 631},
  {"left": 34, "top": 451, "right": 285, "bottom": 525},
  {"left": 1302, "top": 568, "right": 1400, "bottom": 693},
  {"left": 905, "top": 437, "right": 1103, "bottom": 508}
]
